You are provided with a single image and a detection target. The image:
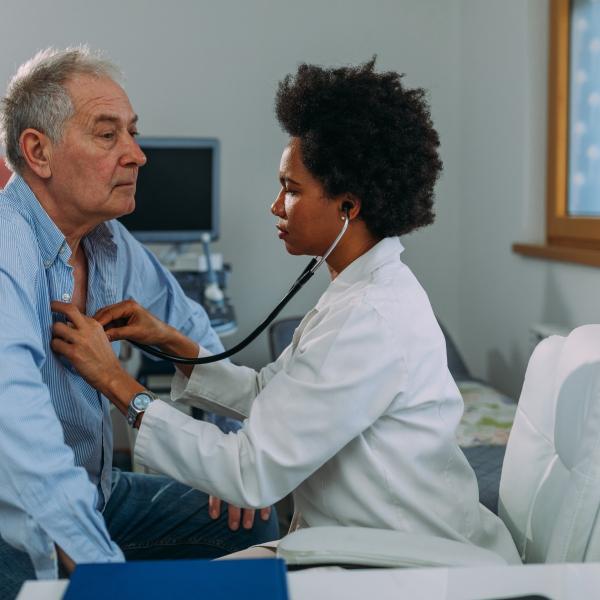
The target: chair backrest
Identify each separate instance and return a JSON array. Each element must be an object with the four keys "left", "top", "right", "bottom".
[
  {"left": 499, "top": 324, "right": 600, "bottom": 563},
  {"left": 268, "top": 317, "right": 302, "bottom": 360}
]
